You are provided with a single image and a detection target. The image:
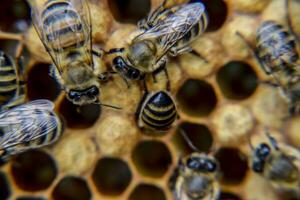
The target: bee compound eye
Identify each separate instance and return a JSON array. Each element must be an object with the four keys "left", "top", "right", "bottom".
[
  {"left": 128, "top": 69, "right": 140, "bottom": 79},
  {"left": 113, "top": 56, "right": 126, "bottom": 69},
  {"left": 206, "top": 160, "right": 217, "bottom": 172},
  {"left": 186, "top": 157, "right": 200, "bottom": 170},
  {"left": 87, "top": 87, "right": 99, "bottom": 97},
  {"left": 252, "top": 161, "right": 264, "bottom": 173},
  {"left": 68, "top": 91, "right": 80, "bottom": 100},
  {"left": 257, "top": 143, "right": 271, "bottom": 158}
]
